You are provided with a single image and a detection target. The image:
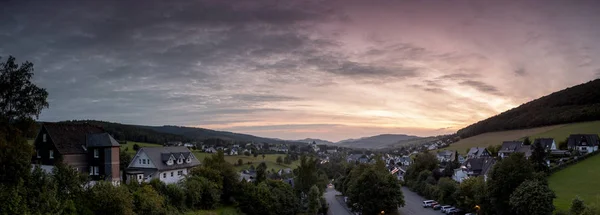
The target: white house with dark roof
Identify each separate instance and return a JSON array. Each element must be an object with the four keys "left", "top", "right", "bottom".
[
  {"left": 567, "top": 134, "right": 599, "bottom": 153},
  {"left": 467, "top": 147, "right": 491, "bottom": 159},
  {"left": 126, "top": 146, "right": 200, "bottom": 184}
]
